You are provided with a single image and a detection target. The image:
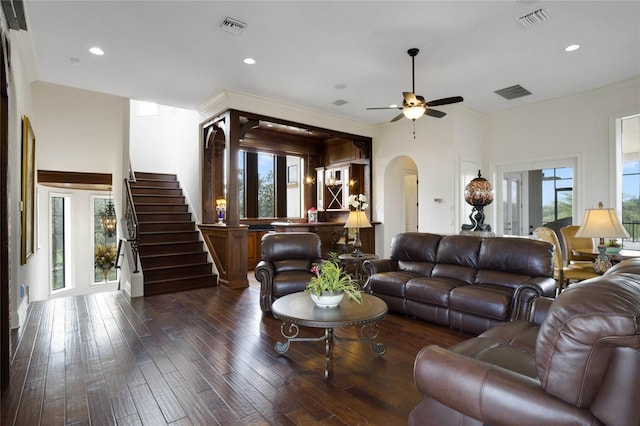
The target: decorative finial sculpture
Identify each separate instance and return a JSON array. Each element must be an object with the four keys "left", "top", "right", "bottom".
[{"left": 461, "top": 170, "right": 494, "bottom": 233}]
